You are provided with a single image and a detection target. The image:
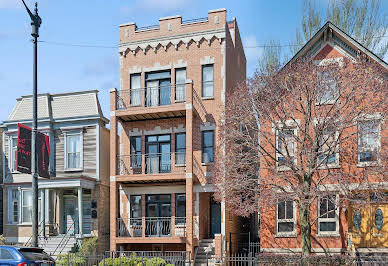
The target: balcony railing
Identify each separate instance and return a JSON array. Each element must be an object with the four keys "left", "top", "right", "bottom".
[
  {"left": 117, "top": 153, "right": 186, "bottom": 176},
  {"left": 118, "top": 217, "right": 186, "bottom": 237},
  {"left": 116, "top": 84, "right": 187, "bottom": 110}
]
